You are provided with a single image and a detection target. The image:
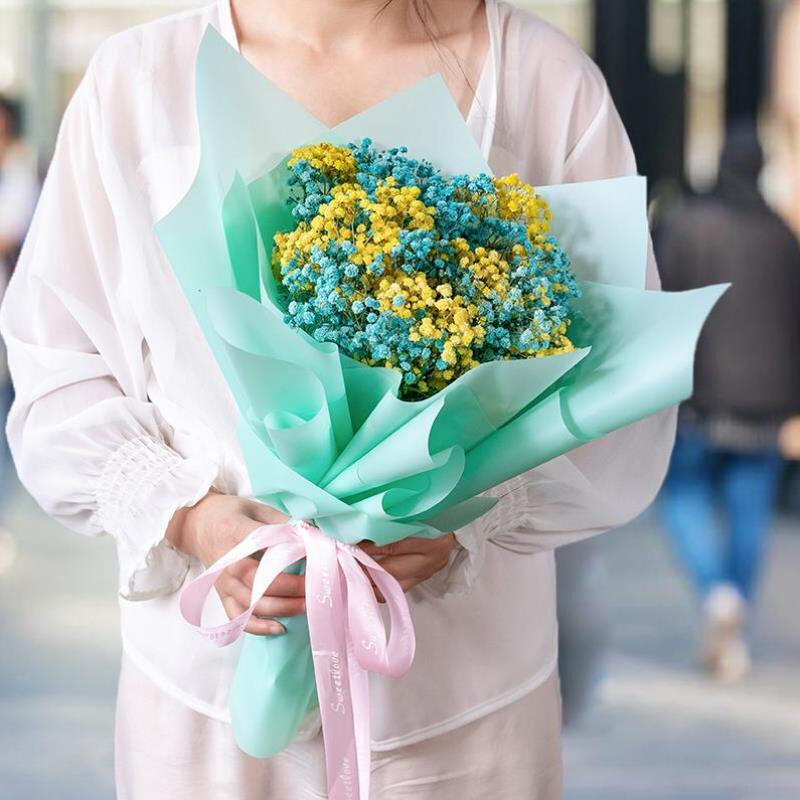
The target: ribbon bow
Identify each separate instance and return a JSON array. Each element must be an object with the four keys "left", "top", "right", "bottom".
[{"left": 180, "top": 520, "right": 416, "bottom": 800}]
